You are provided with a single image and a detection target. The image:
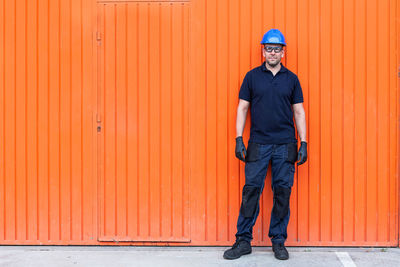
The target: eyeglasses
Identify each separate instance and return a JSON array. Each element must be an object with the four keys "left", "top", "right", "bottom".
[{"left": 264, "top": 46, "right": 283, "bottom": 53}]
